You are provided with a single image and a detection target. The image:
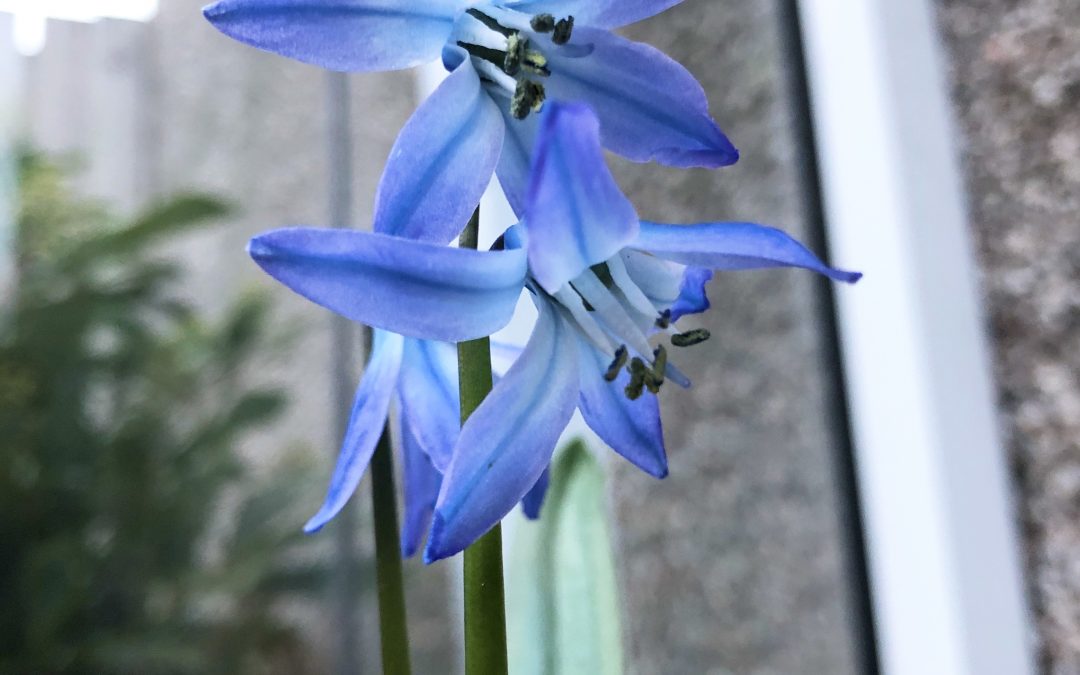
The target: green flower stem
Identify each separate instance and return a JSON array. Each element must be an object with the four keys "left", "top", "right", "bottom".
[
  {"left": 458, "top": 207, "right": 509, "bottom": 675},
  {"left": 370, "top": 421, "right": 413, "bottom": 675}
]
